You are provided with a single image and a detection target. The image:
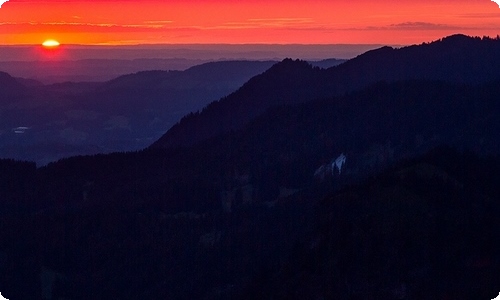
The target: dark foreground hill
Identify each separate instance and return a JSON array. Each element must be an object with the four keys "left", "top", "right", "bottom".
[
  {"left": 0, "top": 78, "right": 499, "bottom": 299},
  {"left": 0, "top": 147, "right": 499, "bottom": 299},
  {"left": 152, "top": 34, "right": 500, "bottom": 149},
  {"left": 239, "top": 147, "right": 500, "bottom": 300}
]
